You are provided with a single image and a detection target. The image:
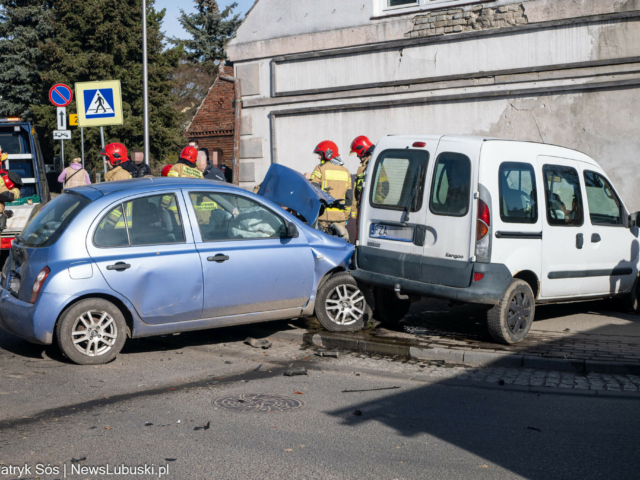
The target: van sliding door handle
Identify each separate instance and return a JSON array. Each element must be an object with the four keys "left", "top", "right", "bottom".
[
  {"left": 208, "top": 255, "right": 230, "bottom": 263},
  {"left": 591, "top": 233, "right": 602, "bottom": 243},
  {"left": 576, "top": 233, "right": 584, "bottom": 250}
]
